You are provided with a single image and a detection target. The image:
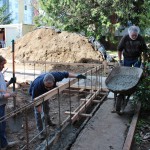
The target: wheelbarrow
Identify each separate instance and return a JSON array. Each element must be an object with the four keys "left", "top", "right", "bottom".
[{"left": 105, "top": 66, "right": 143, "bottom": 114}]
